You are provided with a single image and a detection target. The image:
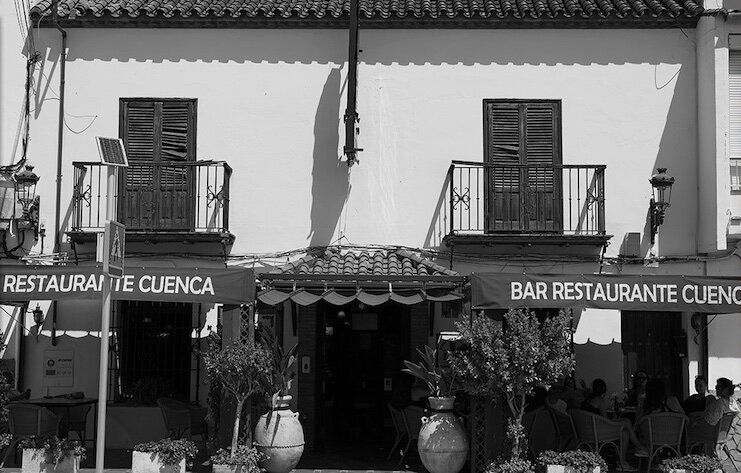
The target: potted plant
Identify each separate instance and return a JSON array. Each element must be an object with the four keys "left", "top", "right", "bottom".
[
  {"left": 210, "top": 446, "right": 264, "bottom": 473},
  {"left": 448, "top": 309, "right": 574, "bottom": 462},
  {"left": 487, "top": 458, "right": 536, "bottom": 473},
  {"left": 537, "top": 450, "right": 608, "bottom": 473},
  {"left": 659, "top": 455, "right": 723, "bottom": 473},
  {"left": 402, "top": 345, "right": 468, "bottom": 473},
  {"left": 253, "top": 328, "right": 303, "bottom": 473},
  {"left": 131, "top": 439, "right": 197, "bottom": 473},
  {"left": 203, "top": 320, "right": 273, "bottom": 472},
  {"left": 19, "top": 436, "right": 85, "bottom": 473}
]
